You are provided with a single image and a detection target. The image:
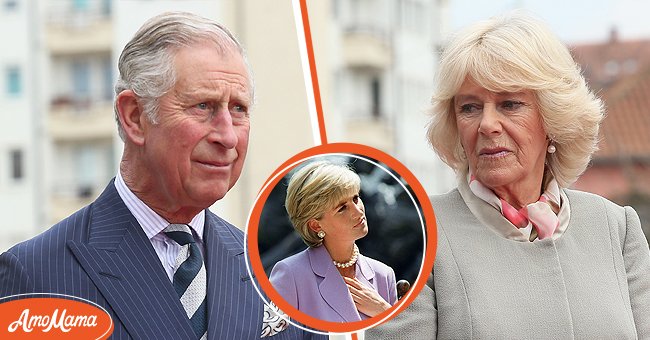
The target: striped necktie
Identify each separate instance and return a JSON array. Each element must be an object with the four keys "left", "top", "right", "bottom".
[{"left": 164, "top": 224, "right": 207, "bottom": 339}]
